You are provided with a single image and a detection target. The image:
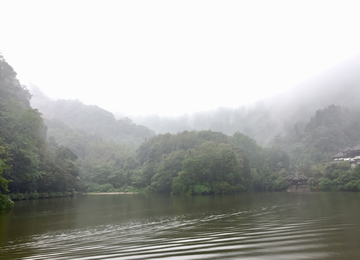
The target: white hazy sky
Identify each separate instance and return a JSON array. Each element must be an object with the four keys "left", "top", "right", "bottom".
[{"left": 2, "top": 0, "right": 360, "bottom": 116}]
